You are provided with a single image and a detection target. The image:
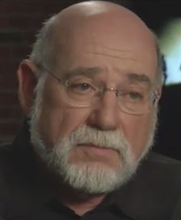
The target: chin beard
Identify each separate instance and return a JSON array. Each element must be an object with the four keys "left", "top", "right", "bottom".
[
  {"left": 30, "top": 116, "right": 155, "bottom": 194},
  {"left": 30, "top": 125, "right": 138, "bottom": 194}
]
